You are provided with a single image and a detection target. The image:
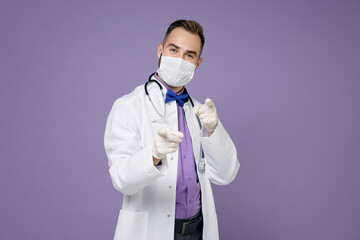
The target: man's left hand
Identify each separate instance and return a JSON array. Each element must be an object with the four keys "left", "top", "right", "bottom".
[{"left": 194, "top": 98, "right": 218, "bottom": 134}]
